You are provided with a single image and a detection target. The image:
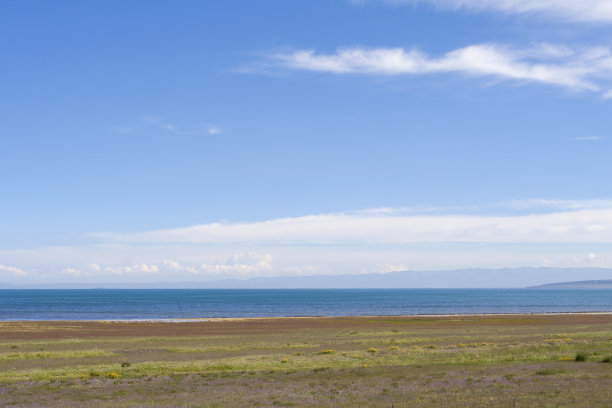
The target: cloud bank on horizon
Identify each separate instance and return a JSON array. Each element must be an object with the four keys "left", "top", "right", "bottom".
[
  {"left": 98, "top": 206, "right": 612, "bottom": 245},
  {"left": 2, "top": 201, "right": 612, "bottom": 284}
]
